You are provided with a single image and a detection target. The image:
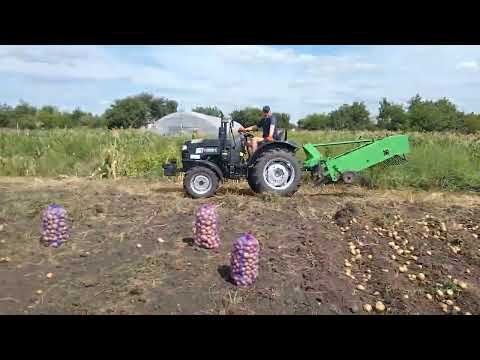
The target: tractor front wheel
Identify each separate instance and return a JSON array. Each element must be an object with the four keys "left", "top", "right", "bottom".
[
  {"left": 247, "top": 149, "right": 302, "bottom": 196},
  {"left": 184, "top": 166, "right": 219, "bottom": 198}
]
